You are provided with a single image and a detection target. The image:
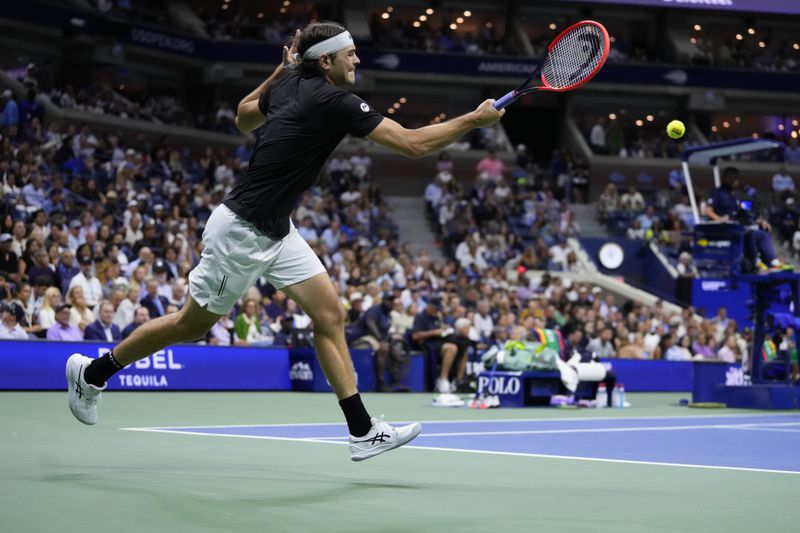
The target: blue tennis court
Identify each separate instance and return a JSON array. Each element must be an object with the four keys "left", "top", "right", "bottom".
[{"left": 123, "top": 413, "right": 800, "bottom": 475}]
